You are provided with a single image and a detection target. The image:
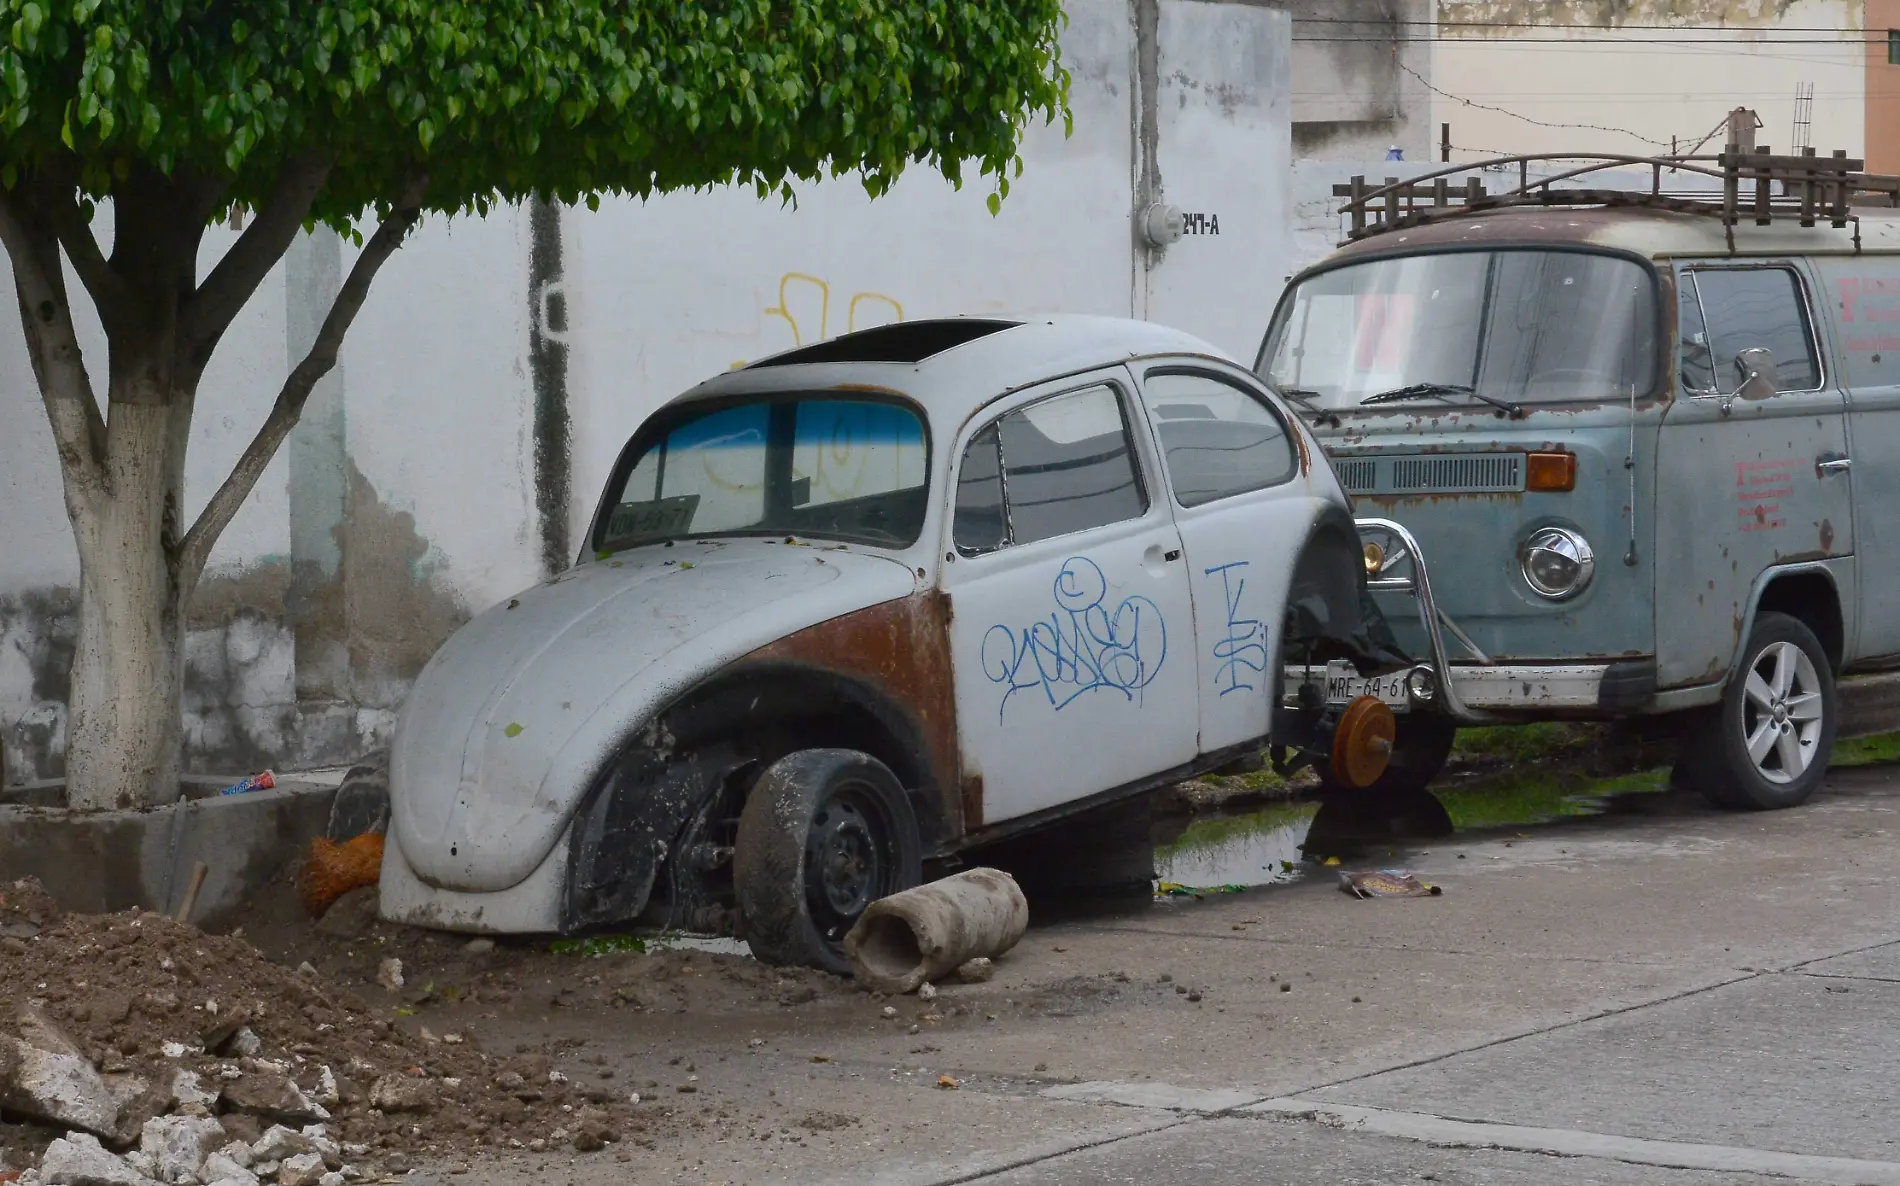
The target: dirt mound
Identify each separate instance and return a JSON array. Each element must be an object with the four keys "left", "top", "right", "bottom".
[{"left": 0, "top": 880, "right": 660, "bottom": 1180}]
